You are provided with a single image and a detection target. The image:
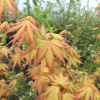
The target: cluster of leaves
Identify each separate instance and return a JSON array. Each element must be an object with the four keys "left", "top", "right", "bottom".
[
  {"left": 17, "top": 0, "right": 100, "bottom": 73},
  {"left": 0, "top": 0, "right": 100, "bottom": 100}
]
